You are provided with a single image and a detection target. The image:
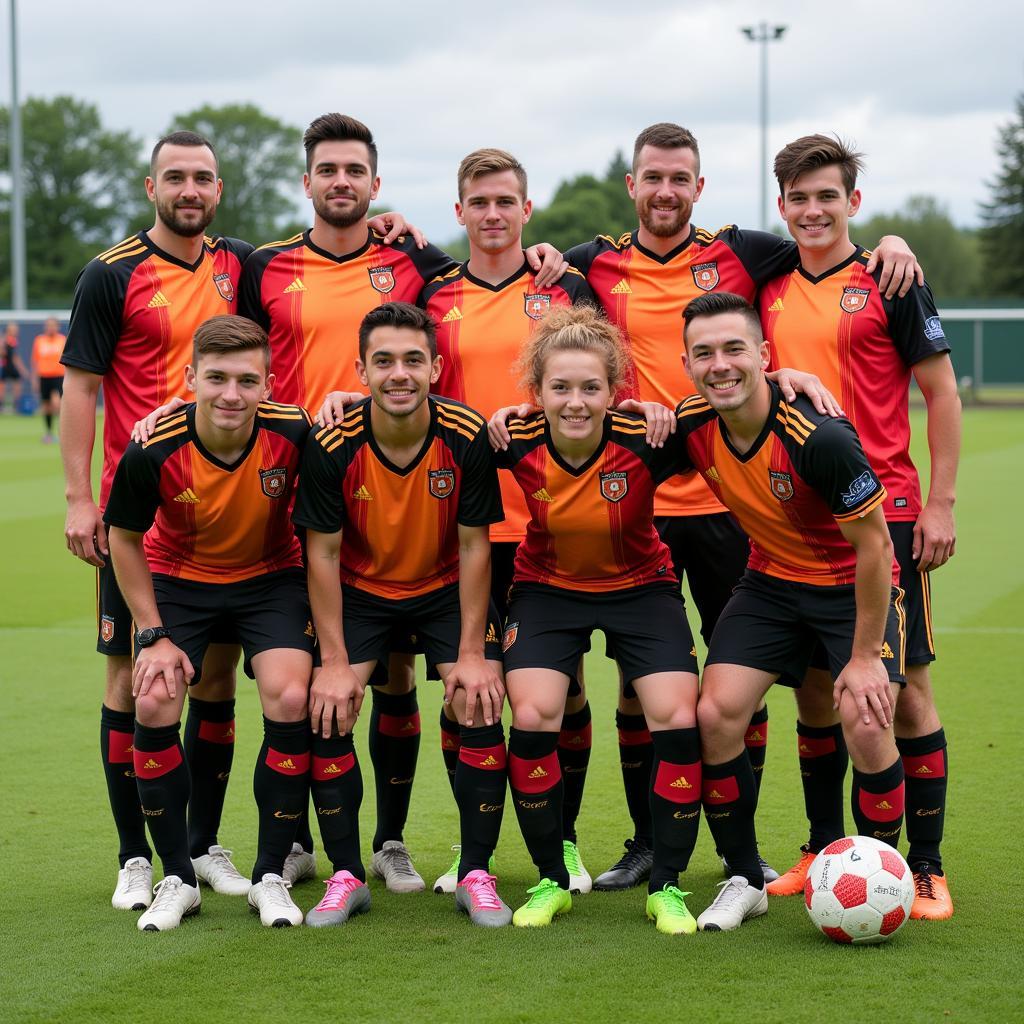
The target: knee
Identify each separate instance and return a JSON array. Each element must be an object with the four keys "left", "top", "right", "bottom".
[
  {"left": 268, "top": 683, "right": 310, "bottom": 723},
  {"left": 512, "top": 702, "right": 554, "bottom": 733},
  {"left": 696, "top": 694, "right": 730, "bottom": 744},
  {"left": 134, "top": 690, "right": 177, "bottom": 728}
]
